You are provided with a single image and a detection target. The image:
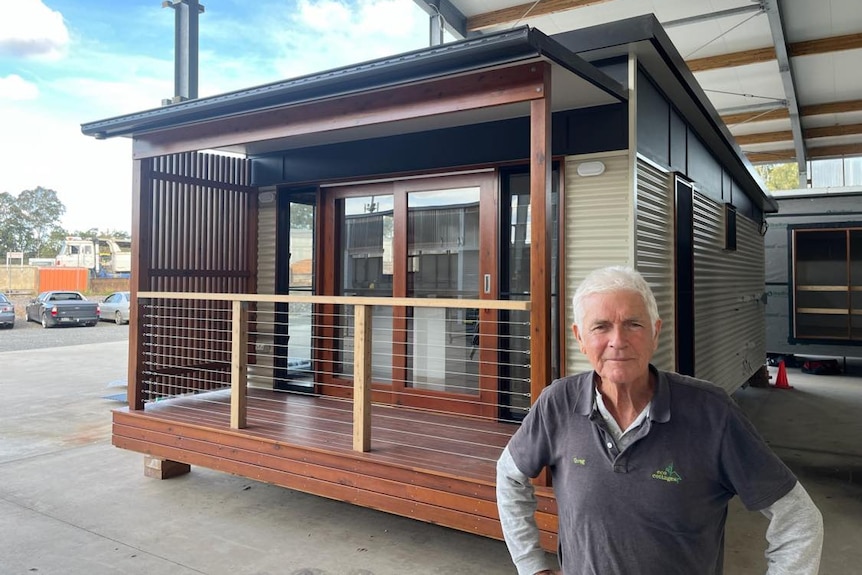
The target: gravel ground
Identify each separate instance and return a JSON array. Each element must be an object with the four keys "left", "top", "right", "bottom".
[{"left": 0, "top": 293, "right": 129, "bottom": 352}]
